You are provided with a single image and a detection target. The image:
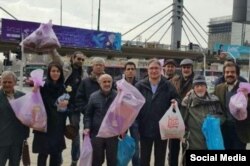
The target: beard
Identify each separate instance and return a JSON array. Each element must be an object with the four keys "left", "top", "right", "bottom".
[{"left": 195, "top": 92, "right": 206, "bottom": 97}]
